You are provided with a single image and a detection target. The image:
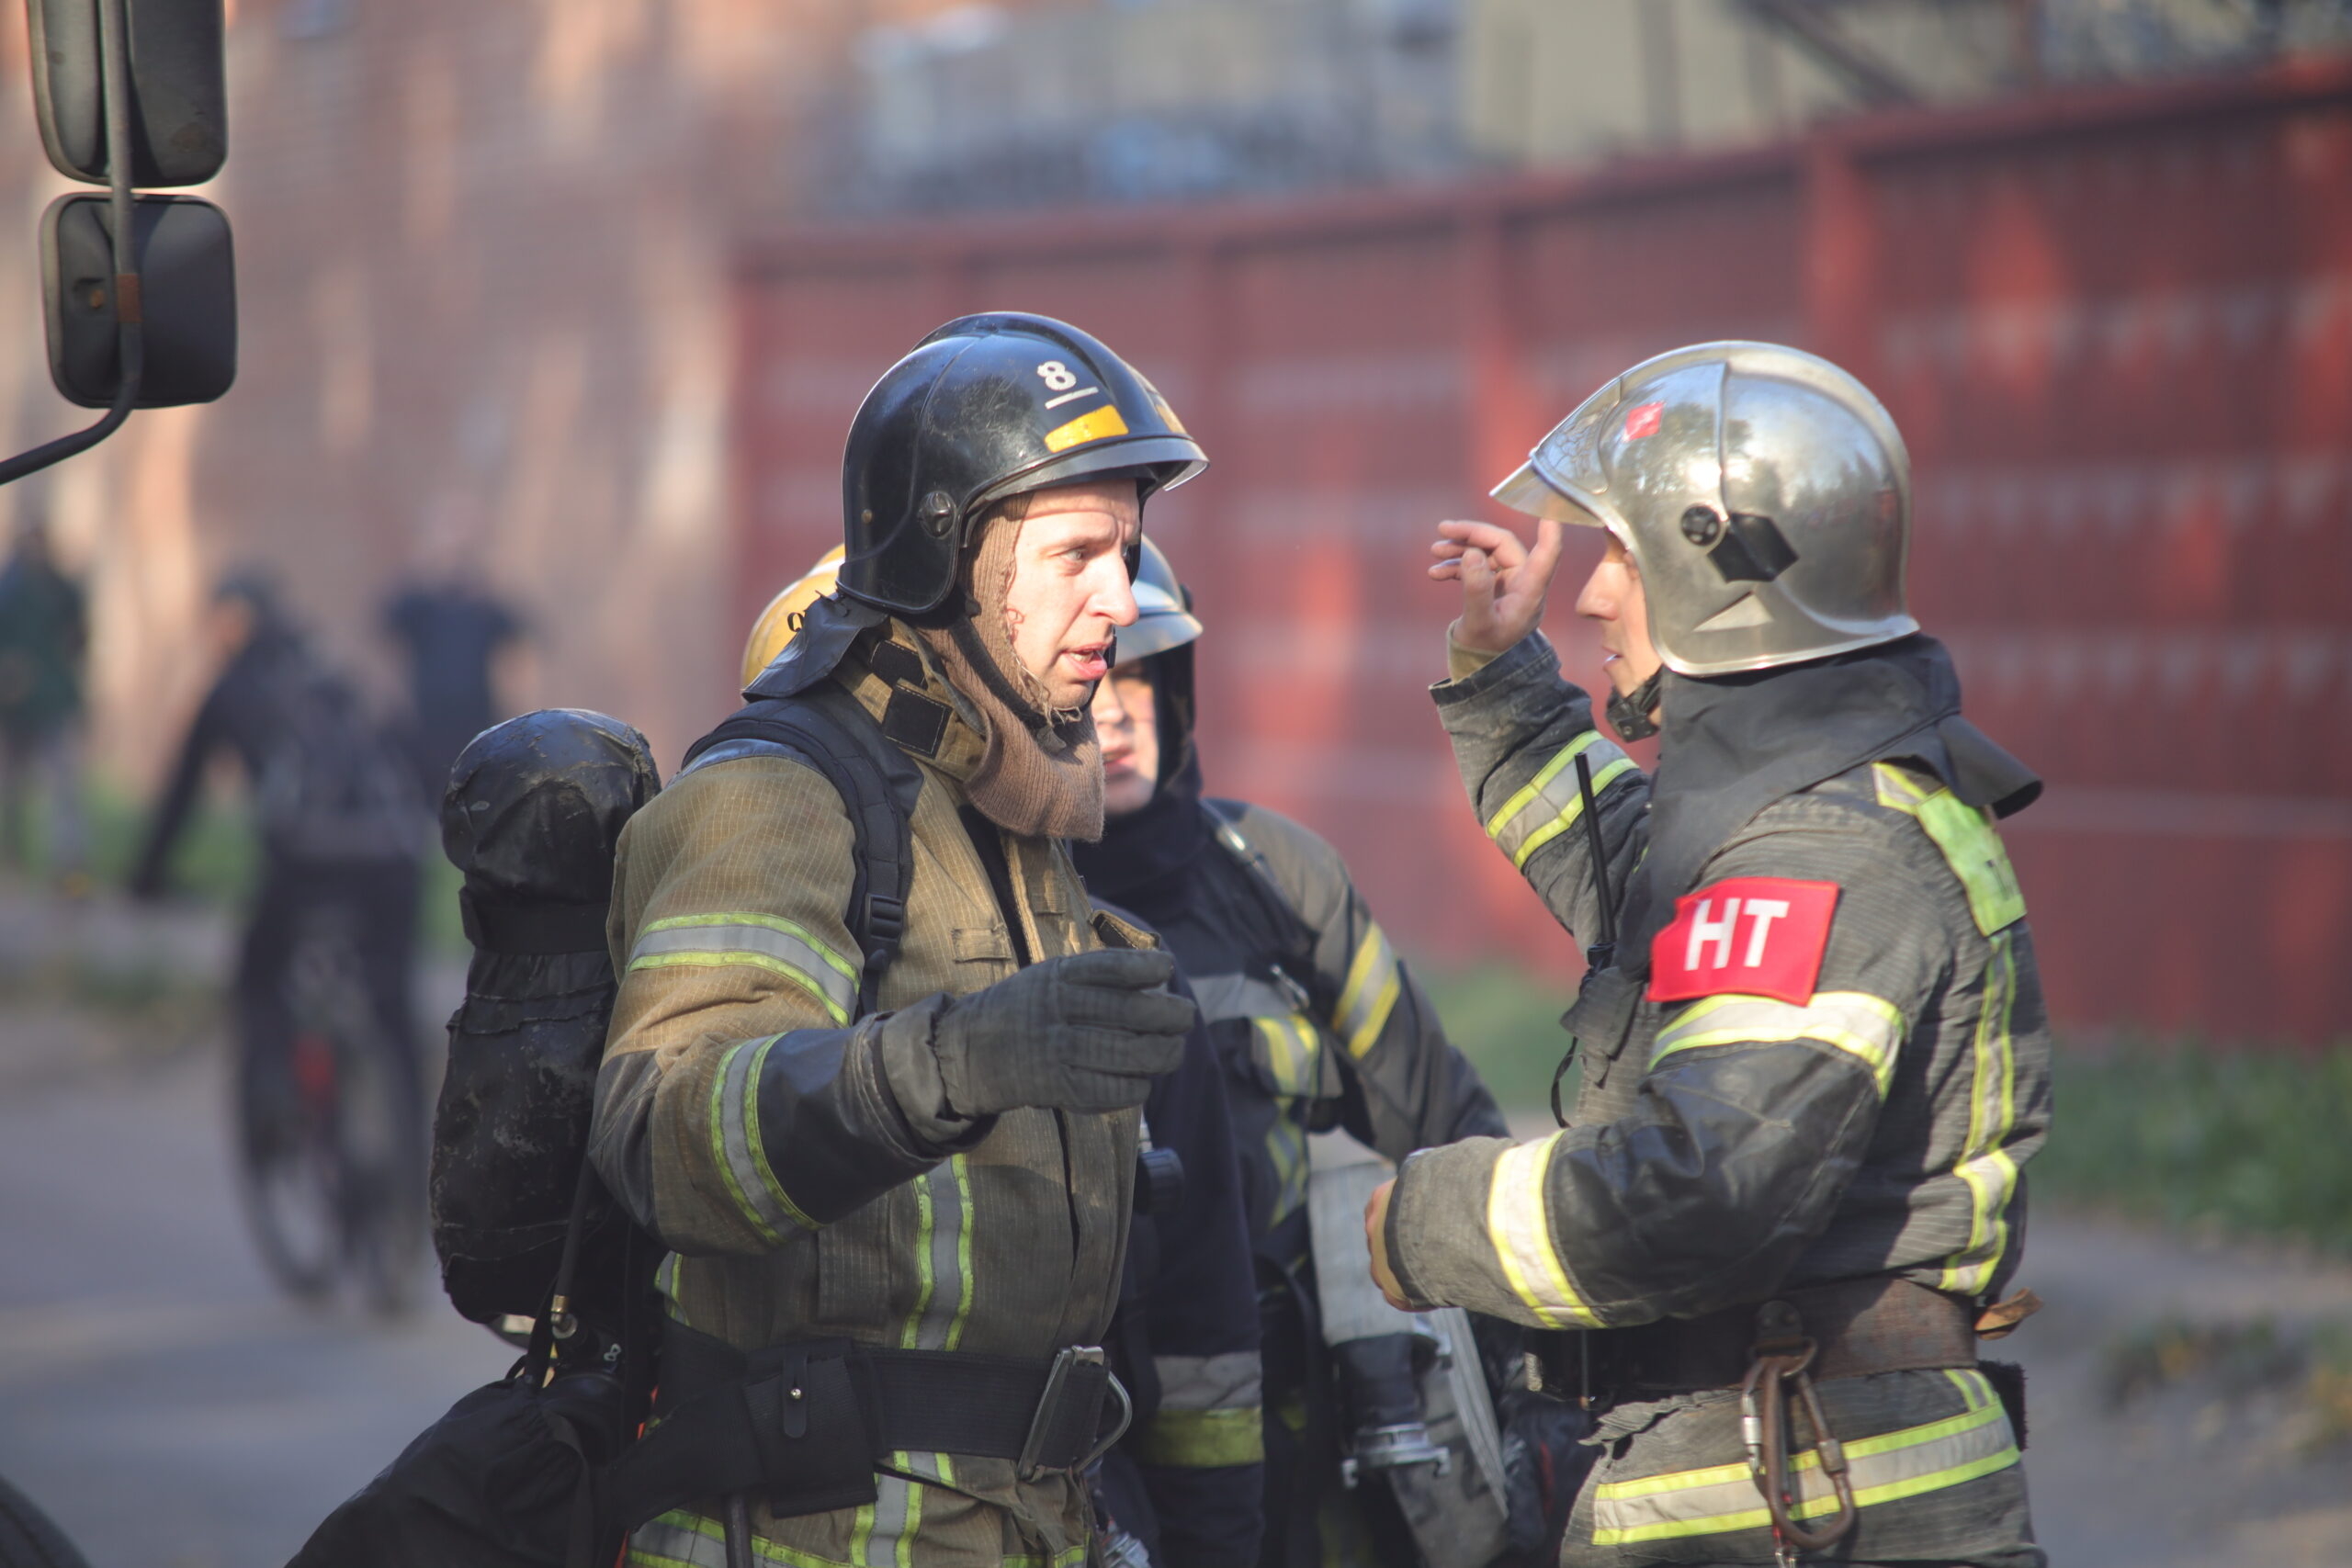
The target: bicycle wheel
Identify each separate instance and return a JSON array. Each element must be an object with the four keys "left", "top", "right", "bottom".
[
  {"left": 288, "top": 911, "right": 427, "bottom": 1314},
  {"left": 235, "top": 1021, "right": 345, "bottom": 1302},
  {"left": 0, "top": 1472, "right": 96, "bottom": 1568}
]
